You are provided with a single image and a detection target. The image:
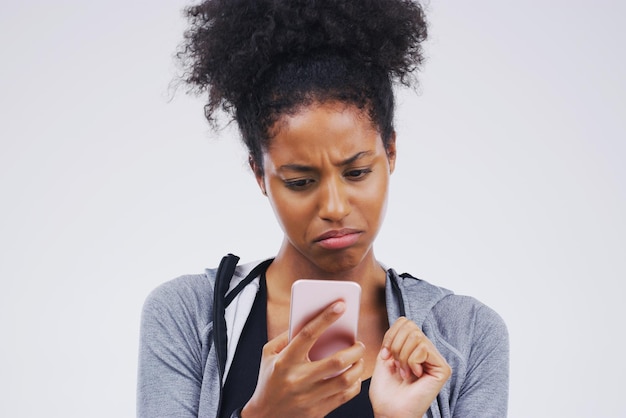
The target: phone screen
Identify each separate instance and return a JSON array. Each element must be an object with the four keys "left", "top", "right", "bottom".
[{"left": 289, "top": 279, "right": 361, "bottom": 361}]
